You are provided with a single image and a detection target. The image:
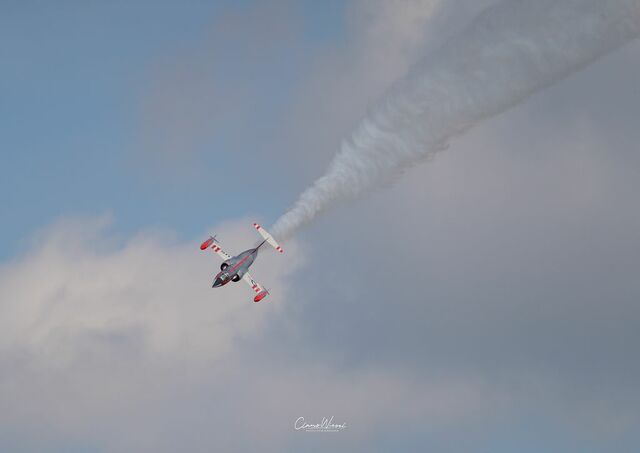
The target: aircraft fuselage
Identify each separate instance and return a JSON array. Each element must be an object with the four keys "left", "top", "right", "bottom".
[{"left": 212, "top": 247, "right": 259, "bottom": 288}]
